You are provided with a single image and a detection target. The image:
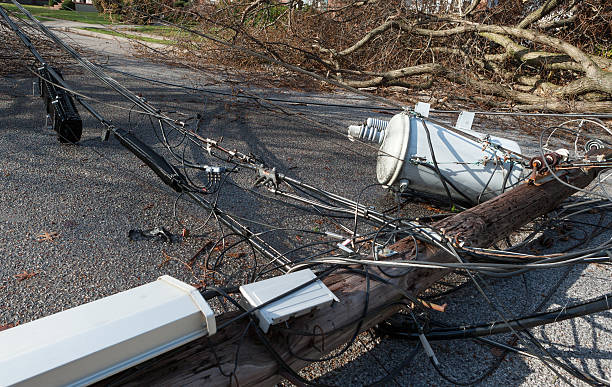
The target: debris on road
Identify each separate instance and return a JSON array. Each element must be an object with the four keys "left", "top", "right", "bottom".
[
  {"left": 36, "top": 231, "right": 59, "bottom": 243},
  {"left": 128, "top": 227, "right": 179, "bottom": 244},
  {"left": 14, "top": 271, "right": 39, "bottom": 281},
  {"left": 0, "top": 2, "right": 611, "bottom": 386}
]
